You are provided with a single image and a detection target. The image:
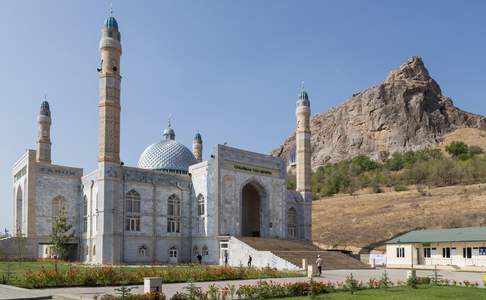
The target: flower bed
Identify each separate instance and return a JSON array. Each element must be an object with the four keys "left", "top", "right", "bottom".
[
  {"left": 22, "top": 265, "right": 301, "bottom": 288},
  {"left": 96, "top": 276, "right": 483, "bottom": 300}
]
